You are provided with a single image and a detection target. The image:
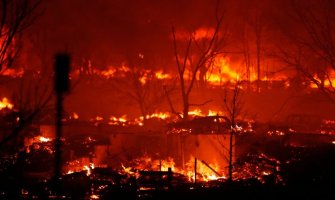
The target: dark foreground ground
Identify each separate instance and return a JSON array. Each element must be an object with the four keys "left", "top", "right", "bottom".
[
  {"left": 1, "top": 144, "right": 335, "bottom": 200},
  {"left": 1, "top": 122, "right": 335, "bottom": 200}
]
